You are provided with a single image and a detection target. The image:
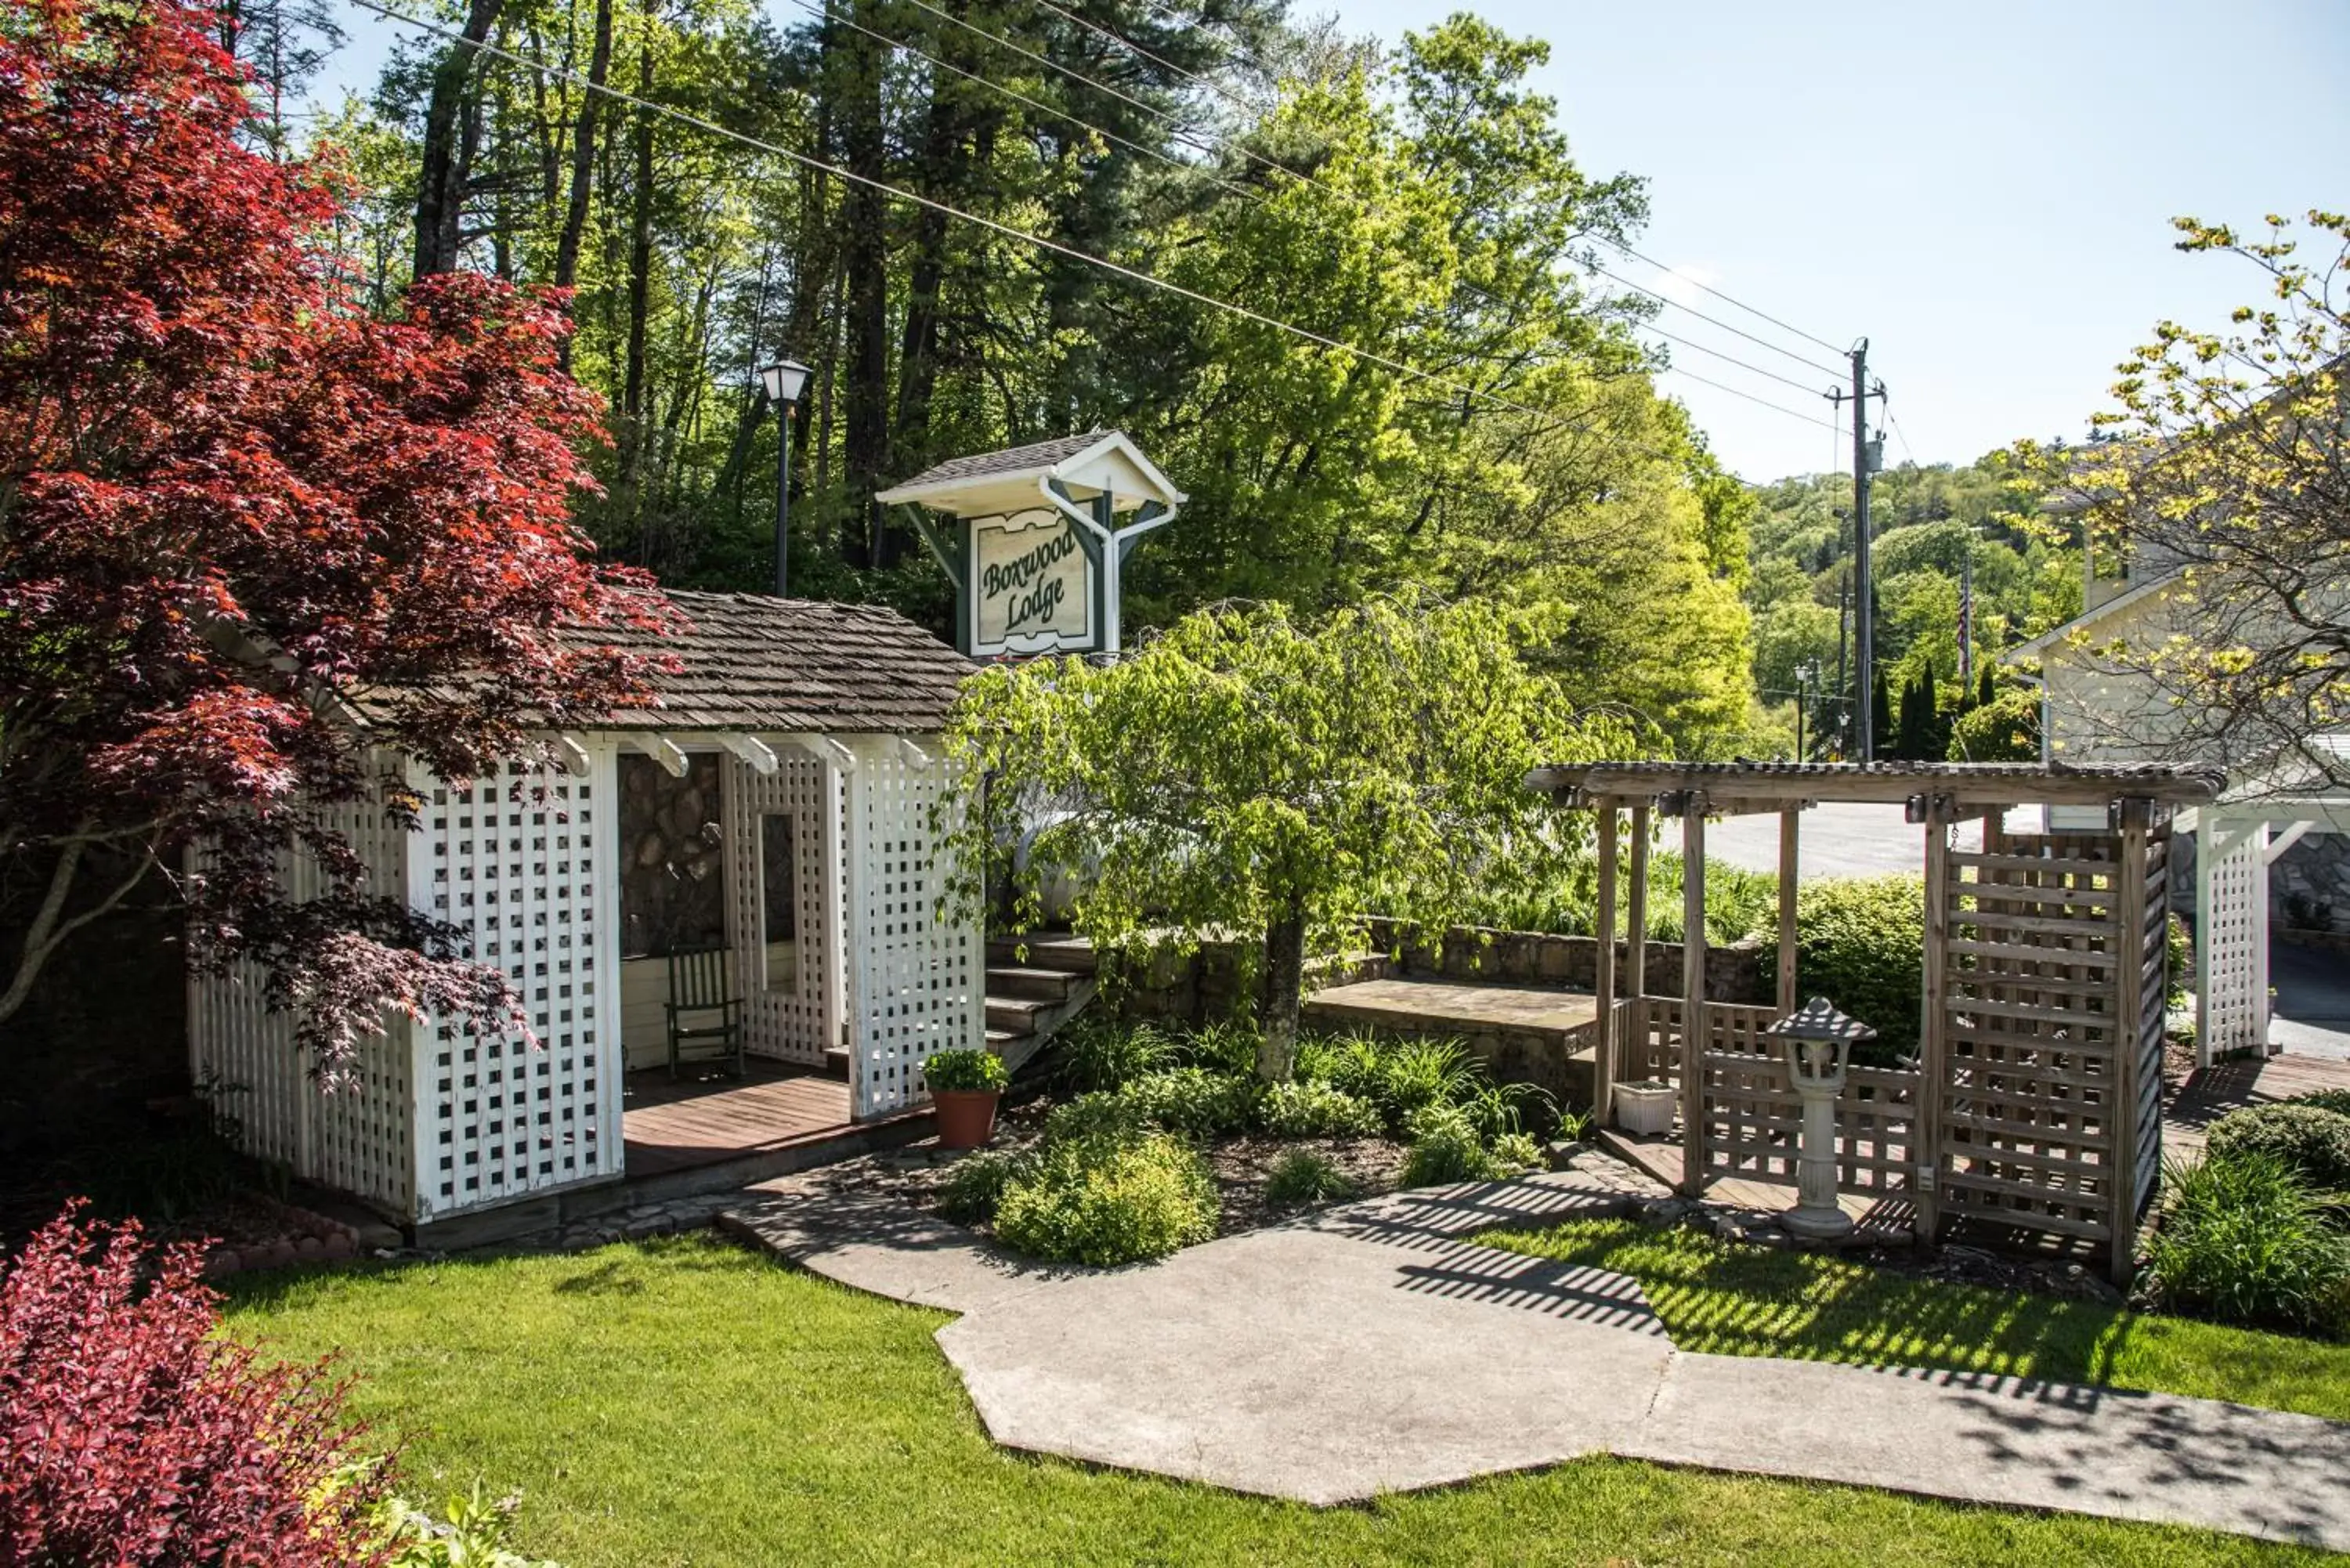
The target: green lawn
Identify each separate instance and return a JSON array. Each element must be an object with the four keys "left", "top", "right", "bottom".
[
  {"left": 1478, "top": 1218, "right": 2350, "bottom": 1420},
  {"left": 226, "top": 1235, "right": 2322, "bottom": 1566}
]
